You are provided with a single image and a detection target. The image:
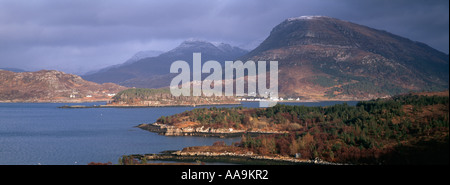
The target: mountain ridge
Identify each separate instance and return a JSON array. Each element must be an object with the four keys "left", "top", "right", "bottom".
[
  {"left": 241, "top": 16, "right": 449, "bottom": 100},
  {"left": 83, "top": 16, "right": 448, "bottom": 100},
  {"left": 82, "top": 40, "right": 248, "bottom": 88},
  {"left": 83, "top": 50, "right": 164, "bottom": 76}
]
